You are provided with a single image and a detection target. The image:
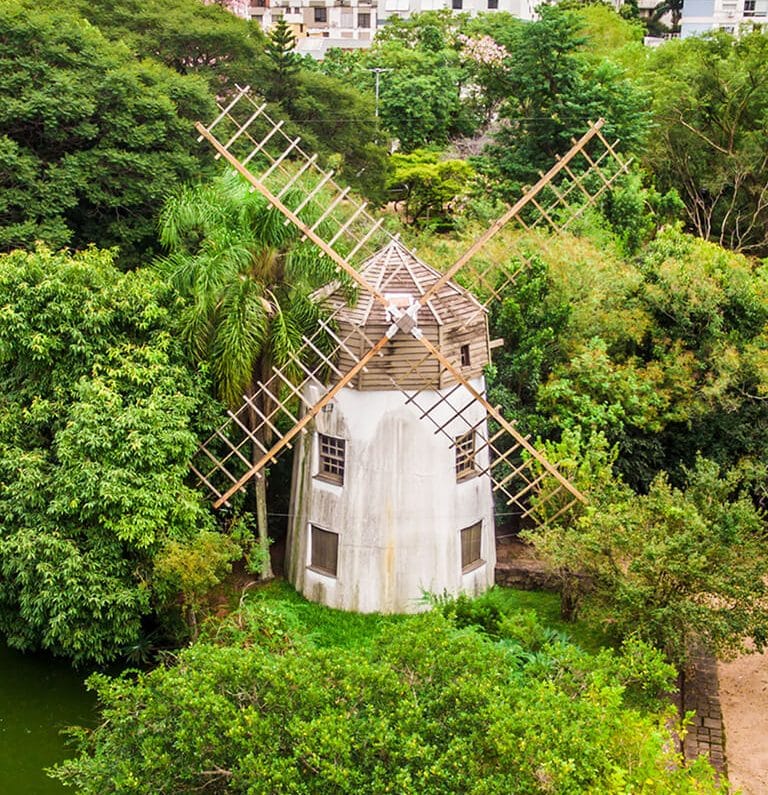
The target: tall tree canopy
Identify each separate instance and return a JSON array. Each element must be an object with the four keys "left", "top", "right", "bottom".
[
  {"left": 0, "top": 247, "right": 214, "bottom": 662},
  {"left": 45, "top": 0, "right": 389, "bottom": 202},
  {"left": 645, "top": 29, "right": 768, "bottom": 255},
  {"left": 54, "top": 0, "right": 271, "bottom": 95},
  {"left": 157, "top": 172, "right": 344, "bottom": 578},
  {"left": 480, "top": 6, "right": 651, "bottom": 197},
  {"left": 0, "top": 2, "right": 214, "bottom": 266}
]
